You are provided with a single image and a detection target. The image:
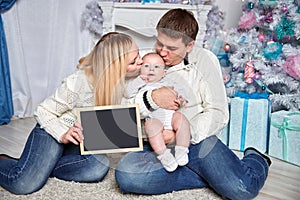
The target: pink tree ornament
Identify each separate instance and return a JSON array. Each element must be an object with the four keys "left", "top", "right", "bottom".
[
  {"left": 282, "top": 54, "right": 300, "bottom": 80},
  {"left": 238, "top": 10, "right": 258, "bottom": 30}
]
